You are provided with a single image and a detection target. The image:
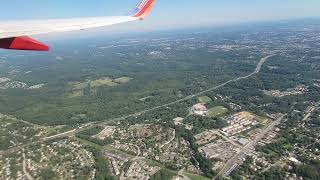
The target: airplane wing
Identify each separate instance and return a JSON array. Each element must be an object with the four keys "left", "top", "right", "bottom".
[{"left": 0, "top": 0, "right": 155, "bottom": 51}]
